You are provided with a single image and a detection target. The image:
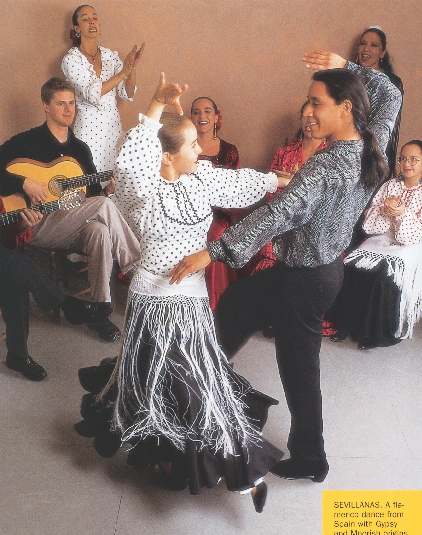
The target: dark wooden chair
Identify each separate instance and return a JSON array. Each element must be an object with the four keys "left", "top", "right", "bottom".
[{"left": 24, "top": 245, "right": 90, "bottom": 323}]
